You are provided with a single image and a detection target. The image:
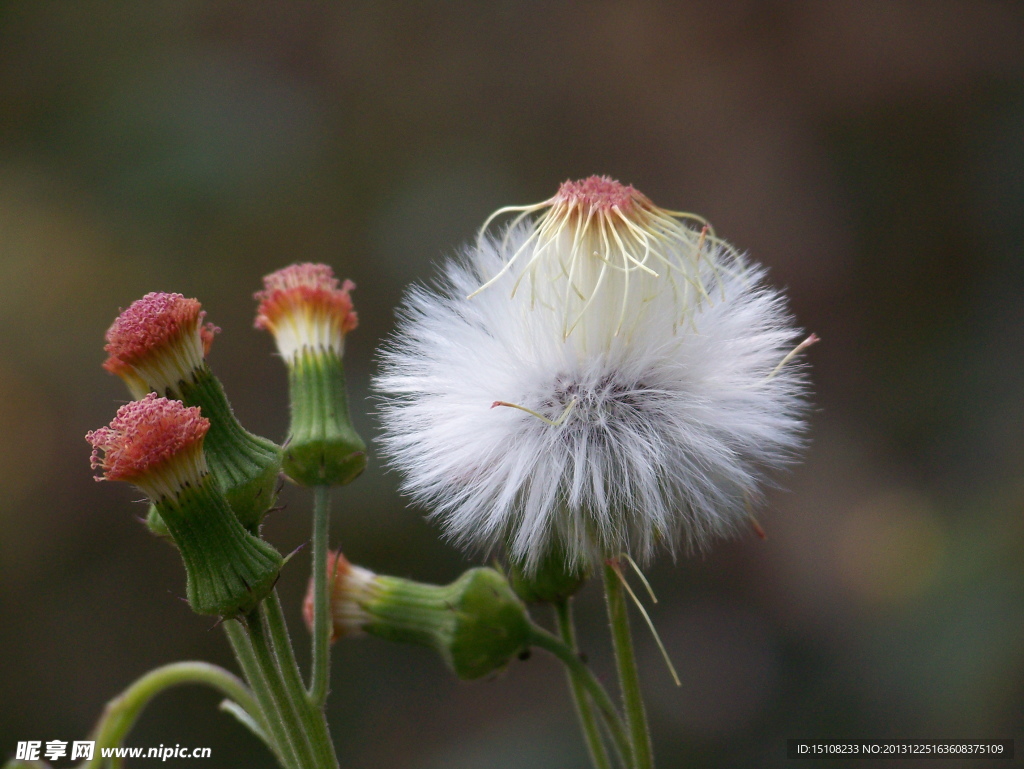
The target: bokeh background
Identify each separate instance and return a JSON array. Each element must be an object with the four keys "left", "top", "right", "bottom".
[{"left": 1, "top": 2, "right": 1022, "bottom": 767}]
